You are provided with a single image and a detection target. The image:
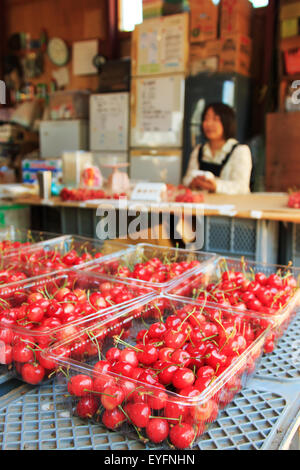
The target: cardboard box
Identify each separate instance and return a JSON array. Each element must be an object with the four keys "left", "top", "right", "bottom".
[
  {"left": 281, "top": 18, "right": 299, "bottom": 38},
  {"left": 190, "top": 39, "right": 221, "bottom": 58},
  {"left": 189, "top": 40, "right": 221, "bottom": 75},
  {"left": 280, "top": 2, "right": 300, "bottom": 20},
  {"left": 142, "top": 0, "right": 189, "bottom": 19},
  {"left": 142, "top": 0, "right": 164, "bottom": 19},
  {"left": 220, "top": 0, "right": 253, "bottom": 37},
  {"left": 163, "top": 0, "right": 190, "bottom": 15},
  {"left": 190, "top": 56, "right": 219, "bottom": 75},
  {"left": 219, "top": 34, "right": 252, "bottom": 76},
  {"left": 189, "top": 0, "right": 219, "bottom": 43},
  {"left": 22, "top": 159, "right": 62, "bottom": 184},
  {"left": 49, "top": 90, "right": 90, "bottom": 120}
]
